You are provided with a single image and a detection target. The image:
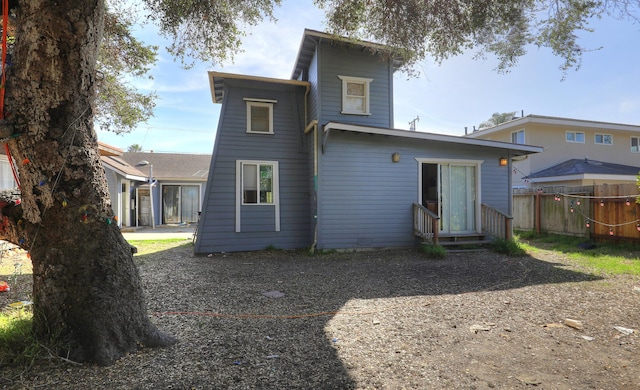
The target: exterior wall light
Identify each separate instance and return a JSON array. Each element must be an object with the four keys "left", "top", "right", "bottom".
[
  {"left": 499, "top": 157, "right": 508, "bottom": 166},
  {"left": 392, "top": 152, "right": 400, "bottom": 163}
]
